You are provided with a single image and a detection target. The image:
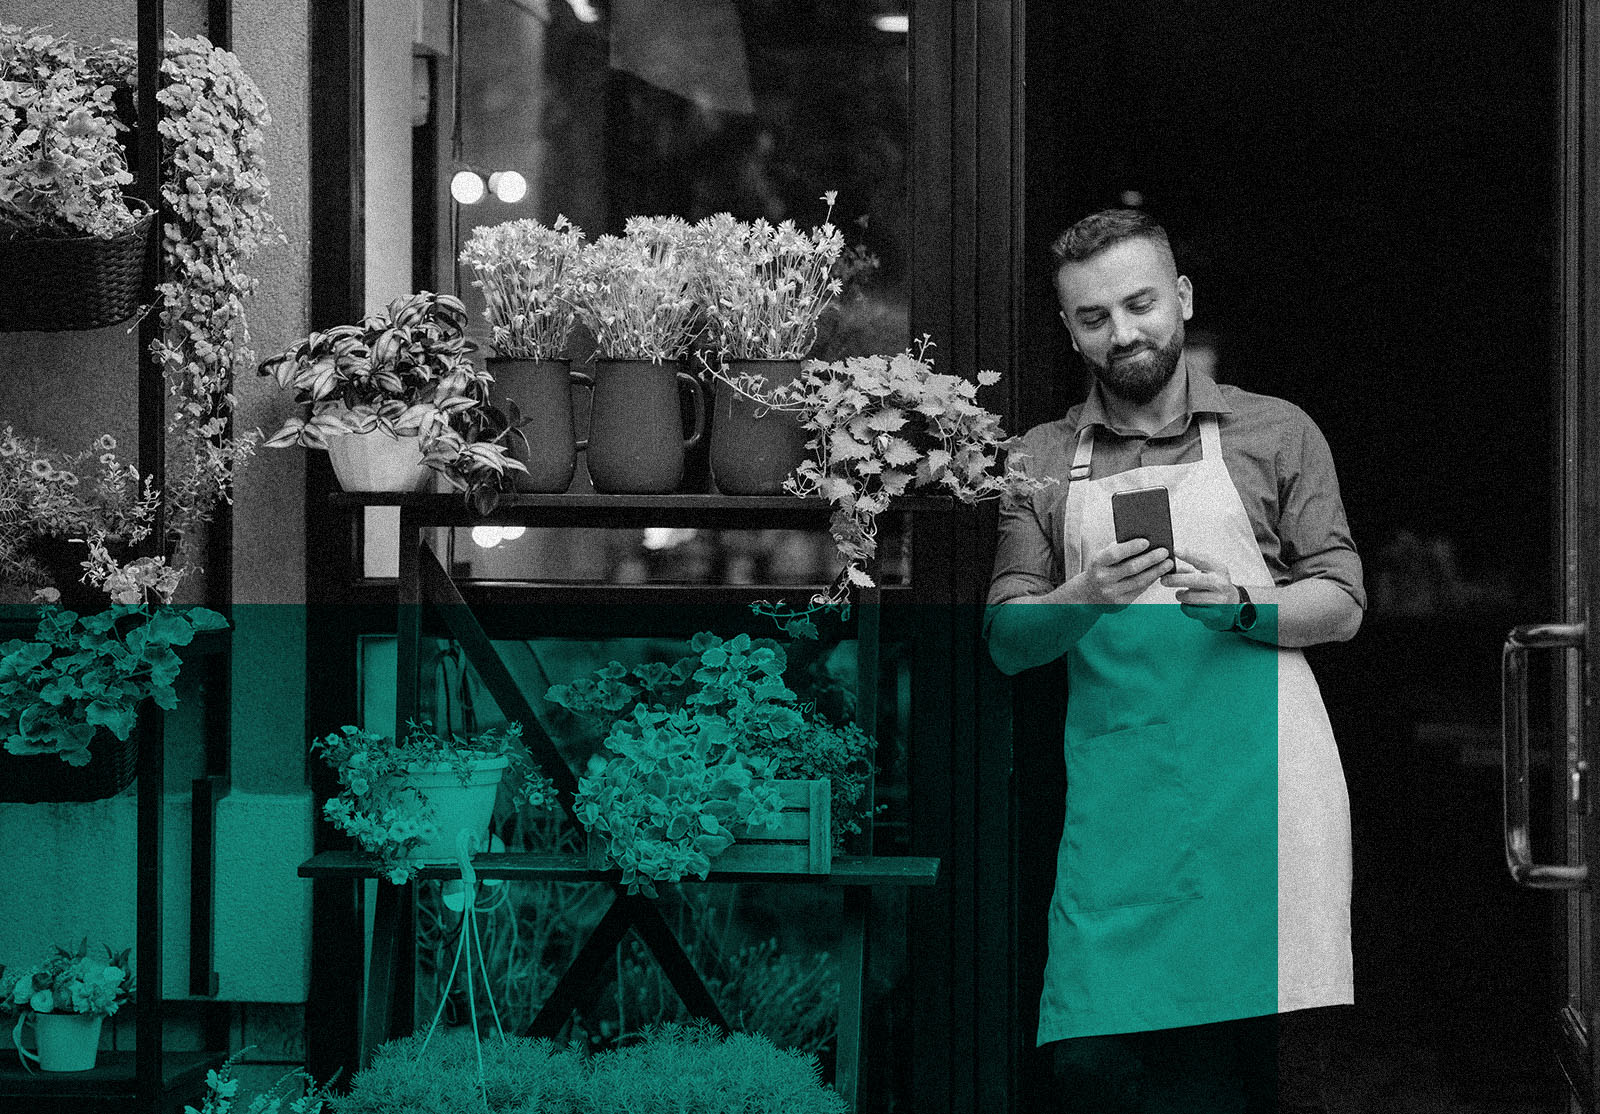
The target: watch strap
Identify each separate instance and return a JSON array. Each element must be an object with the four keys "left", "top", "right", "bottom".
[{"left": 1231, "top": 585, "right": 1258, "bottom": 633}]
